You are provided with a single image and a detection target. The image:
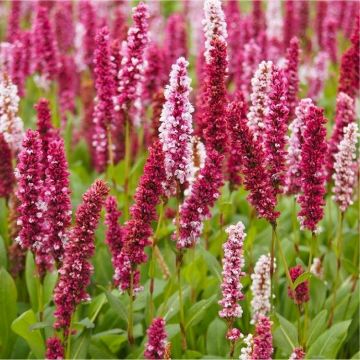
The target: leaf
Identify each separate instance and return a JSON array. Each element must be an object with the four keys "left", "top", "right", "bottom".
[
  {"left": 88, "top": 293, "right": 106, "bottom": 322},
  {"left": 11, "top": 309, "right": 45, "bottom": 359},
  {"left": 29, "top": 321, "right": 52, "bottom": 331},
  {"left": 25, "top": 251, "right": 39, "bottom": 312},
  {"left": 43, "top": 270, "right": 58, "bottom": 306},
  {"left": 185, "top": 295, "right": 216, "bottom": 330},
  {"left": 274, "top": 313, "right": 298, "bottom": 354},
  {"left": 351, "top": 350, "right": 360, "bottom": 359},
  {"left": 88, "top": 341, "right": 116, "bottom": 359},
  {"left": 75, "top": 317, "right": 95, "bottom": 329},
  {"left": 309, "top": 277, "right": 327, "bottom": 315},
  {"left": 307, "top": 320, "right": 351, "bottom": 359},
  {"left": 292, "top": 271, "right": 312, "bottom": 289},
  {"left": 306, "top": 310, "right": 327, "bottom": 347},
  {"left": 0, "top": 268, "right": 17, "bottom": 358},
  {"left": 198, "top": 246, "right": 222, "bottom": 282},
  {"left": 102, "top": 289, "right": 128, "bottom": 324},
  {"left": 206, "top": 318, "right": 227, "bottom": 356},
  {"left": 0, "top": 236, "right": 7, "bottom": 268},
  {"left": 71, "top": 331, "right": 91, "bottom": 359}
]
